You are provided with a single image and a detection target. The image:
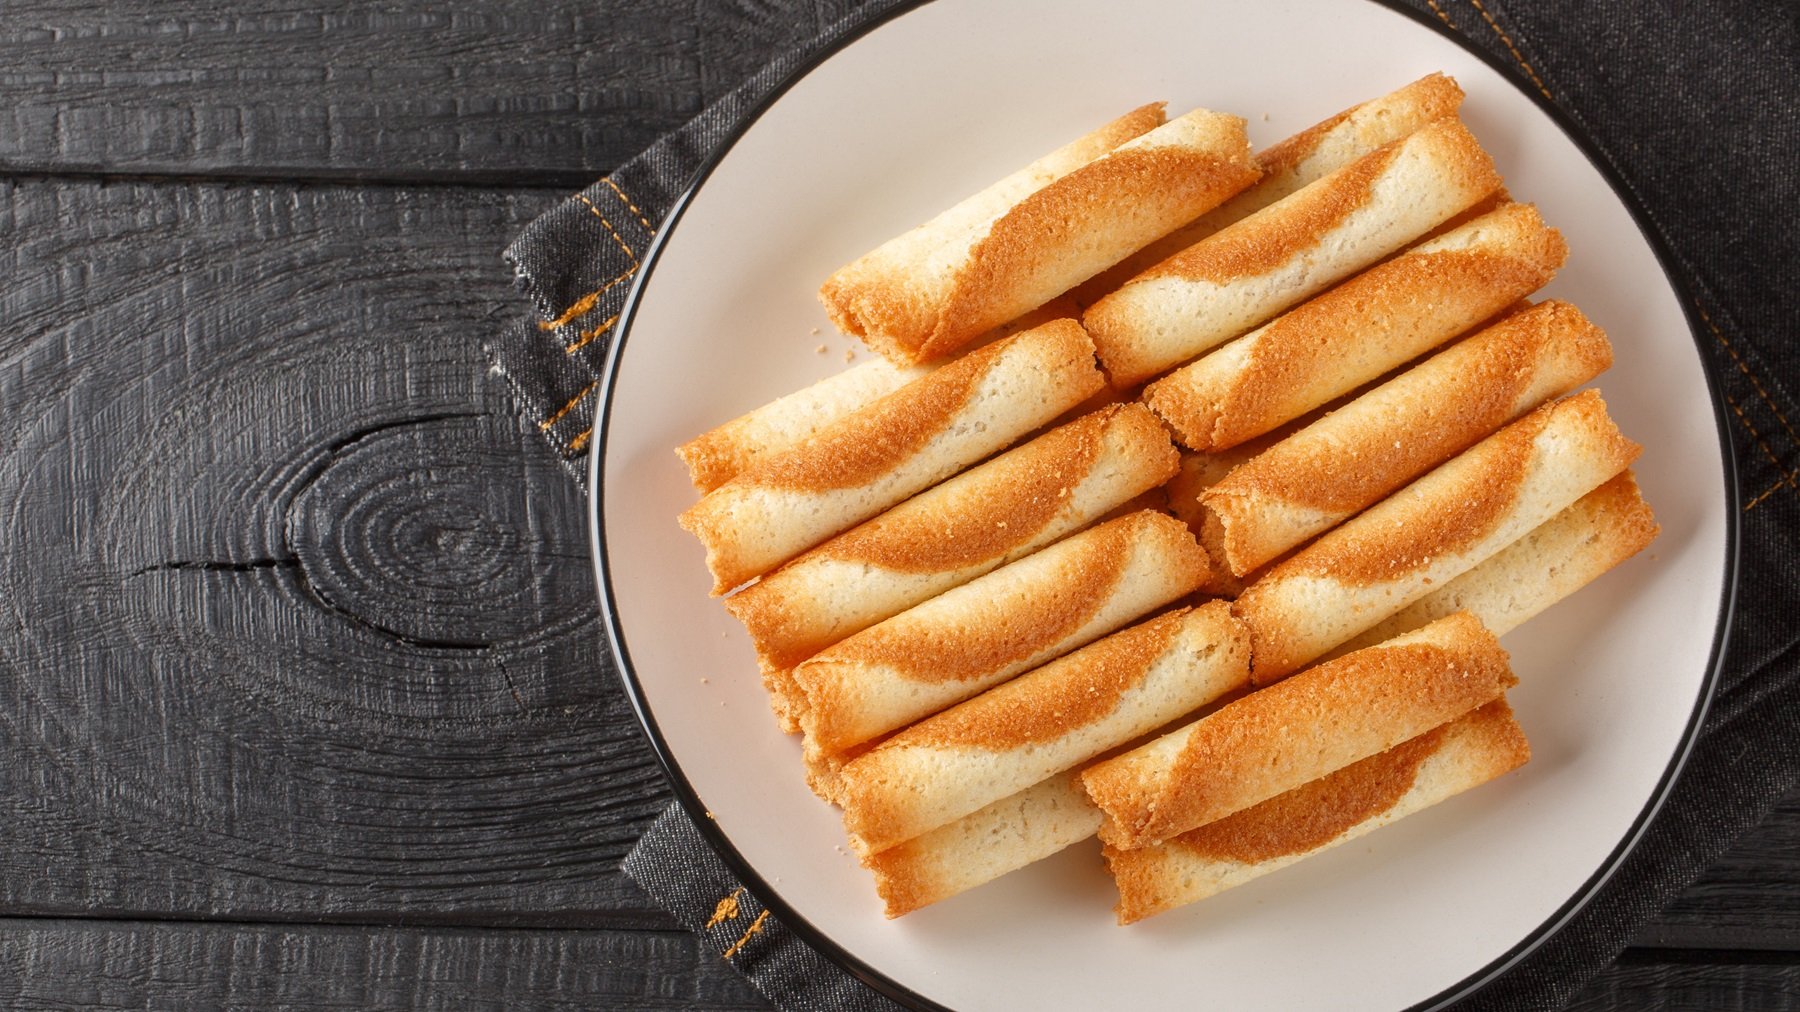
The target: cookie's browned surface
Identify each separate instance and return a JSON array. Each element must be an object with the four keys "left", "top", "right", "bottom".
[
  {"left": 1233, "top": 390, "right": 1641, "bottom": 682},
  {"left": 679, "top": 320, "right": 1104, "bottom": 593},
  {"left": 918, "top": 141, "right": 1260, "bottom": 361},
  {"left": 818, "top": 517, "right": 1152, "bottom": 683},
  {"left": 1278, "top": 390, "right": 1635, "bottom": 586},
  {"left": 1106, "top": 699, "right": 1530, "bottom": 923},
  {"left": 1084, "top": 117, "right": 1503, "bottom": 385},
  {"left": 1341, "top": 470, "right": 1660, "bottom": 650},
  {"left": 837, "top": 603, "right": 1248, "bottom": 853},
  {"left": 1200, "top": 298, "right": 1611, "bottom": 575},
  {"left": 902, "top": 610, "right": 1200, "bottom": 751},
  {"left": 724, "top": 402, "right": 1178, "bottom": 671},
  {"left": 824, "top": 403, "right": 1169, "bottom": 573},
  {"left": 796, "top": 510, "right": 1211, "bottom": 754},
  {"left": 1082, "top": 612, "right": 1513, "bottom": 849},
  {"left": 862, "top": 773, "right": 1102, "bottom": 918},
  {"left": 822, "top": 105, "right": 1256, "bottom": 364},
  {"left": 1144, "top": 201, "right": 1568, "bottom": 454},
  {"left": 1259, "top": 73, "right": 1464, "bottom": 180},
  {"left": 1078, "top": 73, "right": 1466, "bottom": 304},
  {"left": 1146, "top": 145, "right": 1400, "bottom": 286},
  {"left": 820, "top": 102, "right": 1166, "bottom": 356}
]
